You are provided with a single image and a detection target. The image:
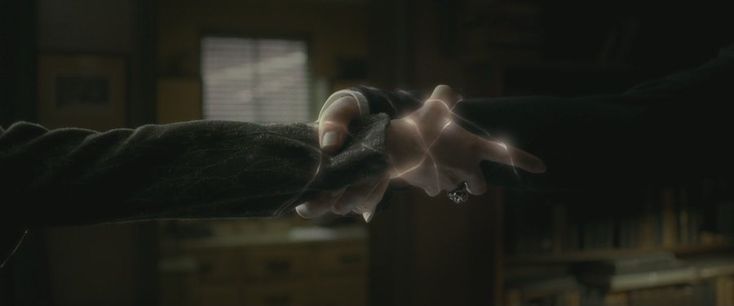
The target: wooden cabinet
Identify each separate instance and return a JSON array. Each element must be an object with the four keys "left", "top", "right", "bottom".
[{"left": 160, "top": 237, "right": 368, "bottom": 306}]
